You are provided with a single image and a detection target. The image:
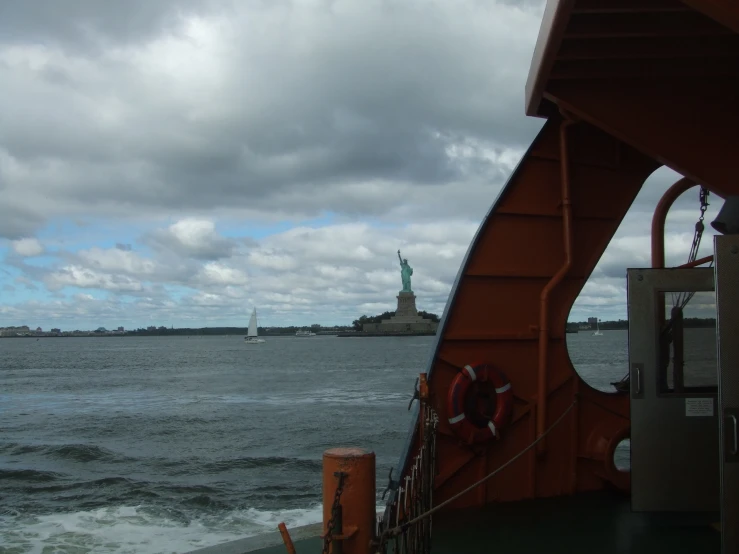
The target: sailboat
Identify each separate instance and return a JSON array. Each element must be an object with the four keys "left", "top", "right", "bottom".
[
  {"left": 592, "top": 318, "right": 603, "bottom": 336},
  {"left": 244, "top": 308, "right": 266, "bottom": 344}
]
